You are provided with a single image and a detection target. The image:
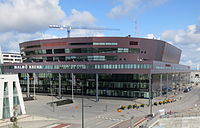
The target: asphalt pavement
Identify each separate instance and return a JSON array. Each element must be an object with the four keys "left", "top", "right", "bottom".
[{"left": 1, "top": 85, "right": 200, "bottom": 128}]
